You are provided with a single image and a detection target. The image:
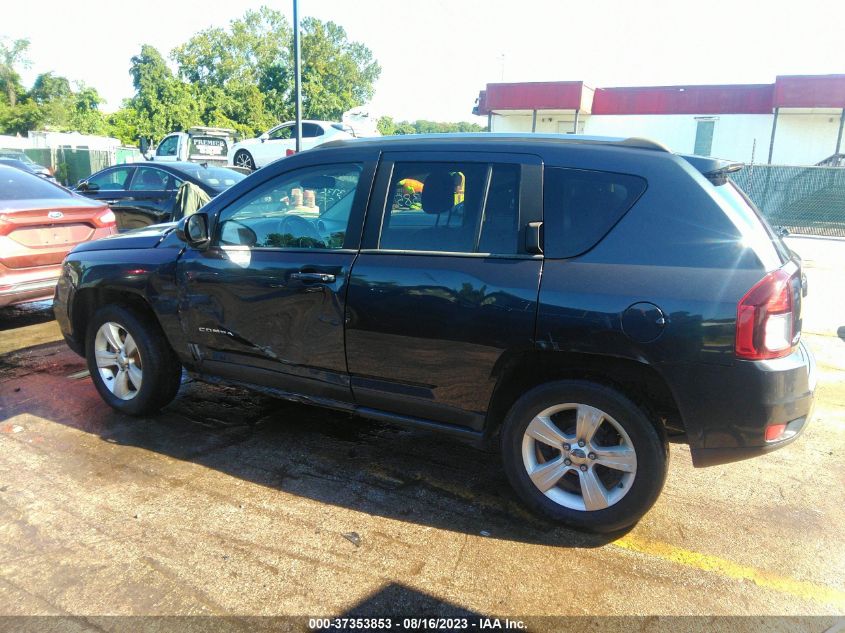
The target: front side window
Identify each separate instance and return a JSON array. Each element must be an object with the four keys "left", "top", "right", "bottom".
[
  {"left": 543, "top": 167, "right": 647, "bottom": 258},
  {"left": 379, "top": 161, "right": 520, "bottom": 254},
  {"left": 216, "top": 163, "right": 362, "bottom": 249},
  {"left": 156, "top": 135, "right": 178, "bottom": 157},
  {"left": 269, "top": 125, "right": 293, "bottom": 141},
  {"left": 89, "top": 167, "right": 133, "bottom": 191}
]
